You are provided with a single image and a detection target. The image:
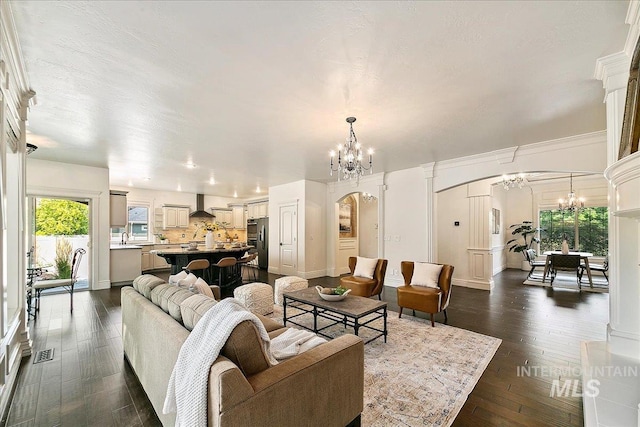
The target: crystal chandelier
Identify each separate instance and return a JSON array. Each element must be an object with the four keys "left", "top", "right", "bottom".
[
  {"left": 558, "top": 173, "right": 584, "bottom": 212},
  {"left": 501, "top": 173, "right": 526, "bottom": 190},
  {"left": 329, "top": 117, "right": 373, "bottom": 183}
]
